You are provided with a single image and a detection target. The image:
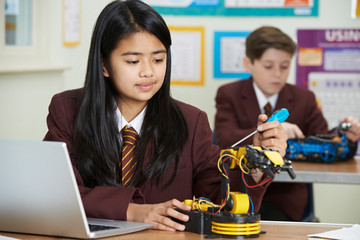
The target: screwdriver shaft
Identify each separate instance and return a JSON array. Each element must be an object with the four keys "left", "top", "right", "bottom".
[{"left": 231, "top": 130, "right": 257, "bottom": 148}]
